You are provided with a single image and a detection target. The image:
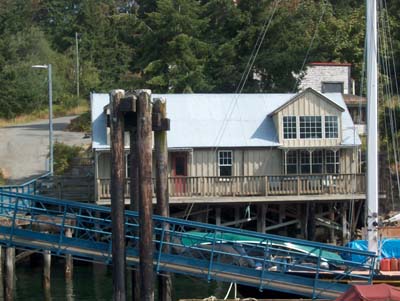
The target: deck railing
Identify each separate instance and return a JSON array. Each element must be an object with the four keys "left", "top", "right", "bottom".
[{"left": 97, "top": 174, "right": 368, "bottom": 199}]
